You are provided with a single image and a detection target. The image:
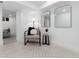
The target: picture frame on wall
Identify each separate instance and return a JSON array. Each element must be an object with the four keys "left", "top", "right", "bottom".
[
  {"left": 2, "top": 17, "right": 9, "bottom": 21},
  {"left": 2, "top": 17, "right": 5, "bottom": 21},
  {"left": 6, "top": 18, "right": 9, "bottom": 21}
]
